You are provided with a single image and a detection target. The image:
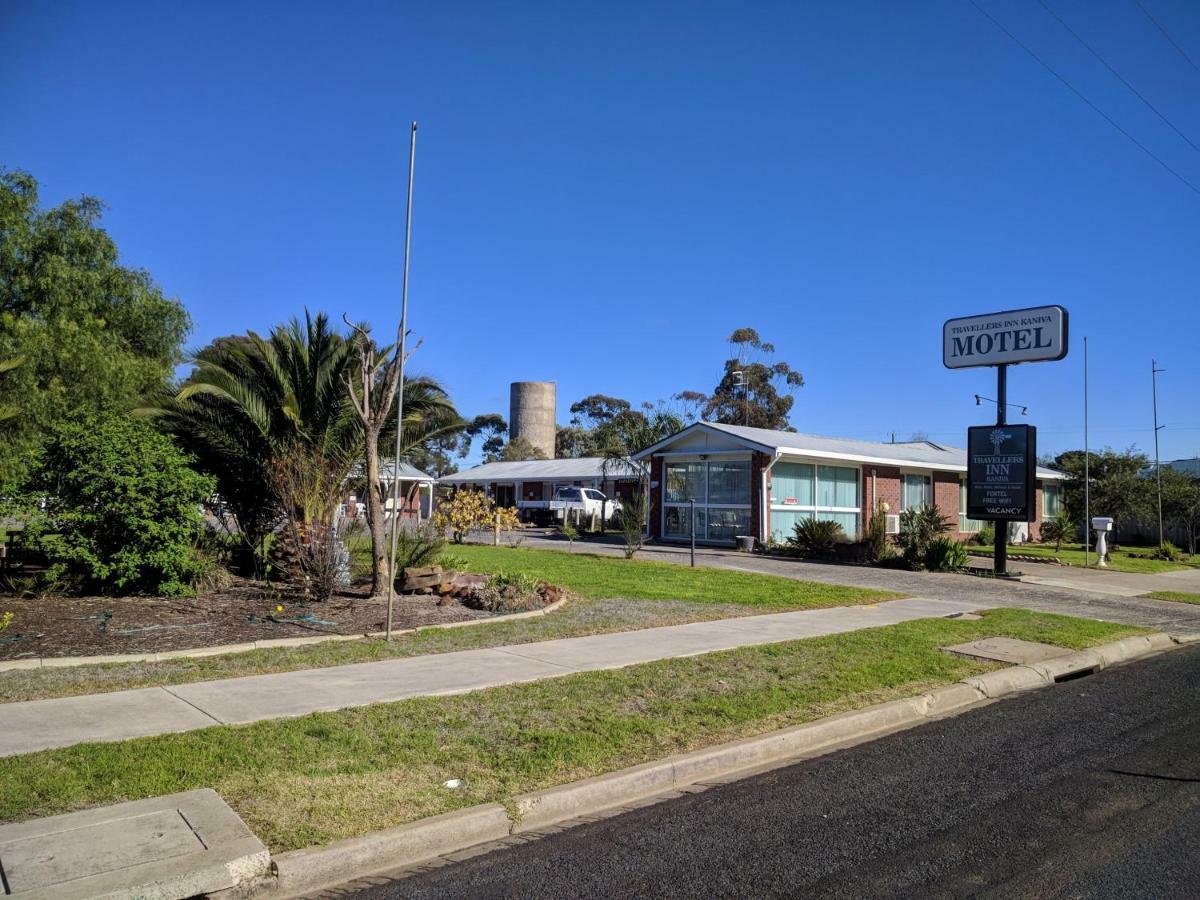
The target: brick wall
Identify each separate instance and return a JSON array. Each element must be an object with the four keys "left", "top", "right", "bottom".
[
  {"left": 861, "top": 466, "right": 902, "bottom": 525},
  {"left": 933, "top": 471, "right": 961, "bottom": 536},
  {"left": 1030, "top": 482, "right": 1044, "bottom": 541},
  {"left": 752, "top": 452, "right": 770, "bottom": 543}
]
